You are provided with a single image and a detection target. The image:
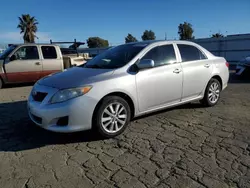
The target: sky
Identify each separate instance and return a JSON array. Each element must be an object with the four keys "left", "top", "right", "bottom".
[{"left": 0, "top": 0, "right": 249, "bottom": 46}]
